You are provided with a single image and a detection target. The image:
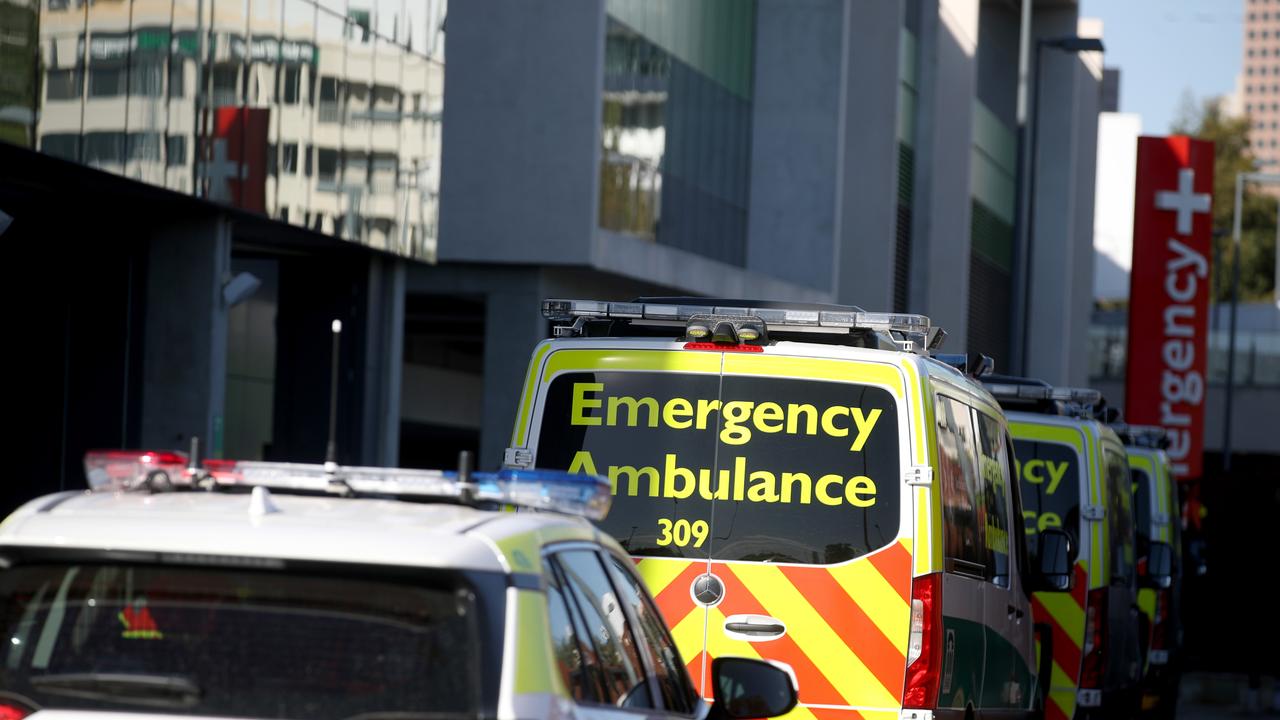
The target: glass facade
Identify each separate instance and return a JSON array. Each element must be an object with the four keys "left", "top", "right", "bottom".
[
  {"left": 2, "top": 0, "right": 445, "bottom": 262},
  {"left": 600, "top": 0, "right": 755, "bottom": 267}
]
